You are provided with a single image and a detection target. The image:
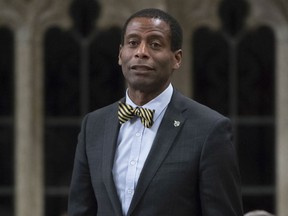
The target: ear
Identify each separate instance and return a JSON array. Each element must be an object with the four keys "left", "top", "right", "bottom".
[
  {"left": 172, "top": 49, "right": 182, "bottom": 70},
  {"left": 118, "top": 45, "right": 123, "bottom": 65}
]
